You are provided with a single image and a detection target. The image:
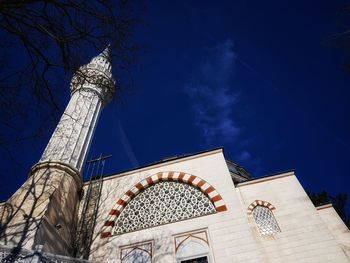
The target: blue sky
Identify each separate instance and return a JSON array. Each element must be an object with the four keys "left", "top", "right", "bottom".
[{"left": 1, "top": 1, "right": 350, "bottom": 210}]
